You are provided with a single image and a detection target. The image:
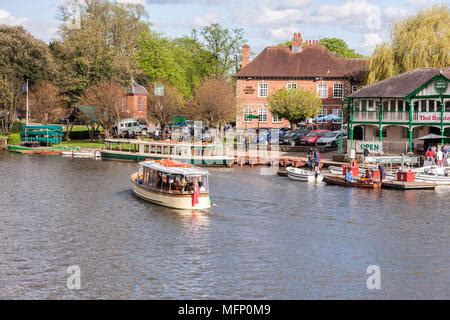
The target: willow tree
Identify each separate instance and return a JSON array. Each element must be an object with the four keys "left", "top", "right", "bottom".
[
  {"left": 368, "top": 5, "right": 450, "bottom": 83},
  {"left": 268, "top": 88, "right": 322, "bottom": 129}
]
